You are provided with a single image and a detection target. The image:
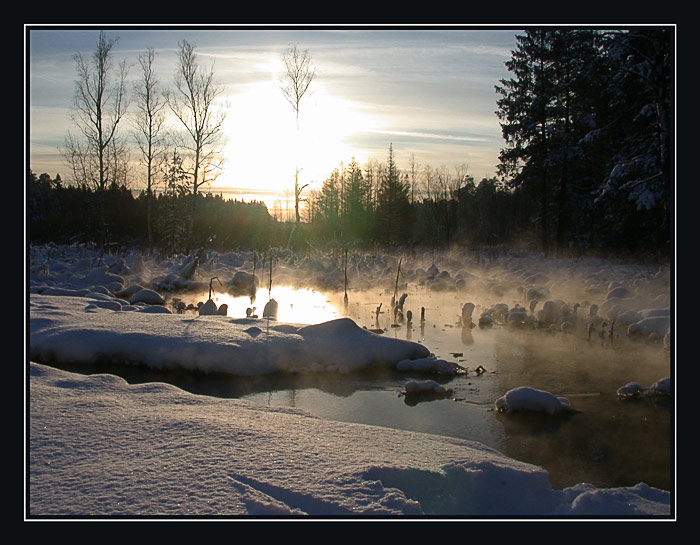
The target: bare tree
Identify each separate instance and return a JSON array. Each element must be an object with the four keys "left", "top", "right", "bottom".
[
  {"left": 63, "top": 31, "right": 130, "bottom": 193},
  {"left": 167, "top": 40, "right": 227, "bottom": 249},
  {"left": 451, "top": 163, "right": 472, "bottom": 197},
  {"left": 60, "top": 30, "right": 130, "bottom": 244},
  {"left": 61, "top": 131, "right": 94, "bottom": 188},
  {"left": 280, "top": 45, "right": 316, "bottom": 226},
  {"left": 133, "top": 47, "right": 168, "bottom": 250}
]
